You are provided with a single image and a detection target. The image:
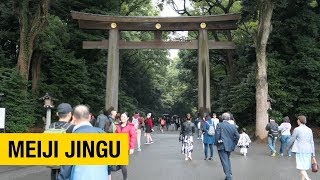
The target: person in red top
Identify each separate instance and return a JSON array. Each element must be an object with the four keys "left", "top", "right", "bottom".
[
  {"left": 115, "top": 112, "right": 136, "bottom": 180},
  {"left": 144, "top": 113, "right": 154, "bottom": 144}
]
